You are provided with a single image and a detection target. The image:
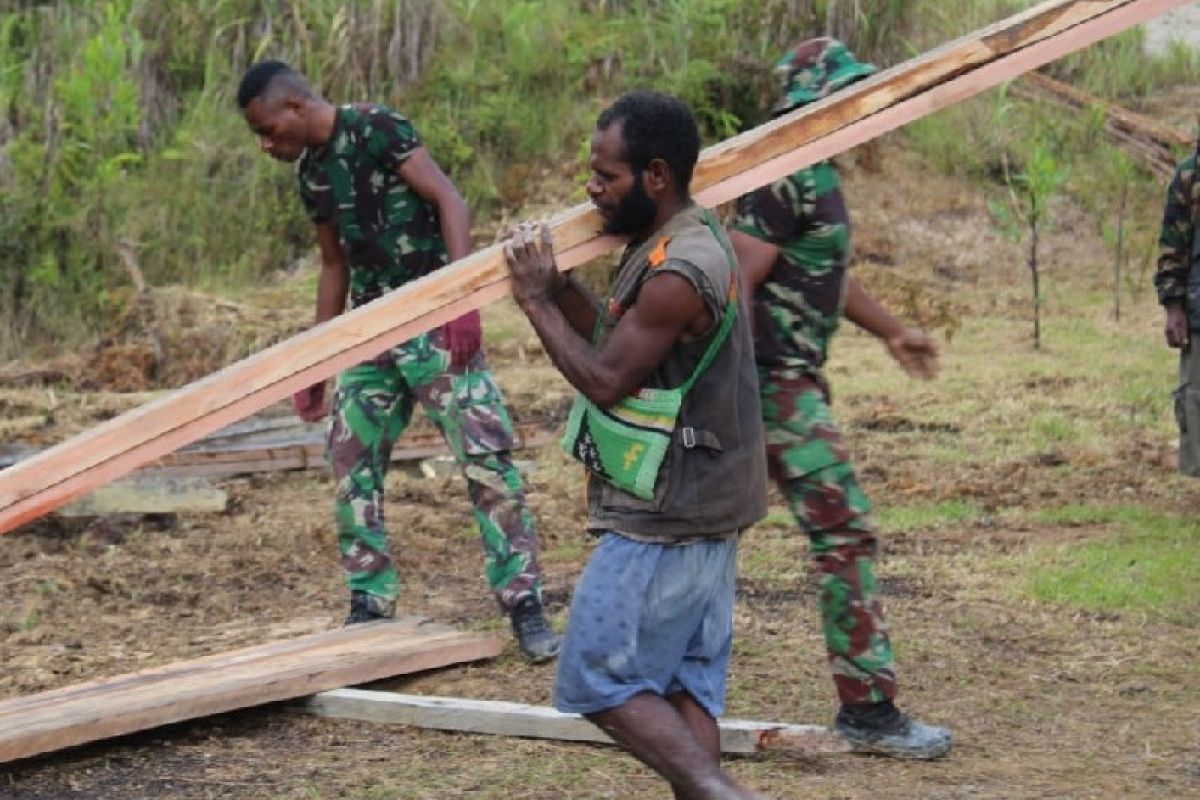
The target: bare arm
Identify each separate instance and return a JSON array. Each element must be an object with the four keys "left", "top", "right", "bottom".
[
  {"left": 291, "top": 222, "right": 349, "bottom": 421},
  {"left": 314, "top": 221, "right": 349, "bottom": 323},
  {"left": 843, "top": 276, "right": 903, "bottom": 339},
  {"left": 398, "top": 145, "right": 480, "bottom": 365},
  {"left": 553, "top": 272, "right": 603, "bottom": 339},
  {"left": 521, "top": 272, "right": 707, "bottom": 407},
  {"left": 844, "top": 276, "right": 939, "bottom": 380},
  {"left": 504, "top": 222, "right": 709, "bottom": 407},
  {"left": 398, "top": 147, "right": 471, "bottom": 262},
  {"left": 728, "top": 229, "right": 779, "bottom": 292}
]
